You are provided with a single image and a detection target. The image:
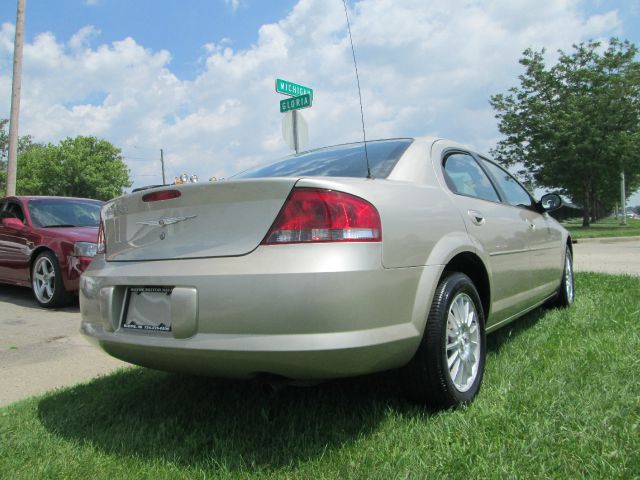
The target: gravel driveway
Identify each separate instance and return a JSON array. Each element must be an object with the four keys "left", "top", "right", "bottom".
[{"left": 1, "top": 236, "right": 638, "bottom": 407}]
